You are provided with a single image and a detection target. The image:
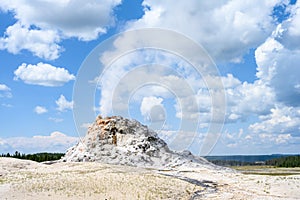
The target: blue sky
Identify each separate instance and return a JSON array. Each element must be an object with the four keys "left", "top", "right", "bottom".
[{"left": 0, "top": 0, "right": 299, "bottom": 155}]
